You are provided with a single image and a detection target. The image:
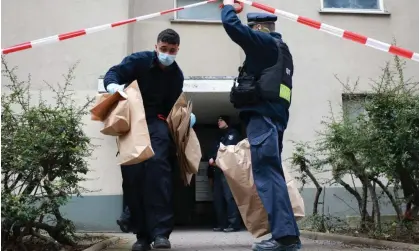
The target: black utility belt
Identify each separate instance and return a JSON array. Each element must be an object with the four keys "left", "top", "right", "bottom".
[
  {"left": 230, "top": 76, "right": 291, "bottom": 108},
  {"left": 230, "top": 76, "right": 260, "bottom": 108}
]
